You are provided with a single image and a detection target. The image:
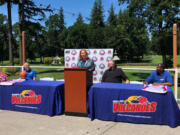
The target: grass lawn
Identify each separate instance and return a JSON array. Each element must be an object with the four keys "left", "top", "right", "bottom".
[
  {"left": 6, "top": 68, "right": 180, "bottom": 101},
  {"left": 1, "top": 55, "right": 180, "bottom": 102},
  {"left": 8, "top": 68, "right": 64, "bottom": 80},
  {"left": 1, "top": 55, "right": 180, "bottom": 66}
]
